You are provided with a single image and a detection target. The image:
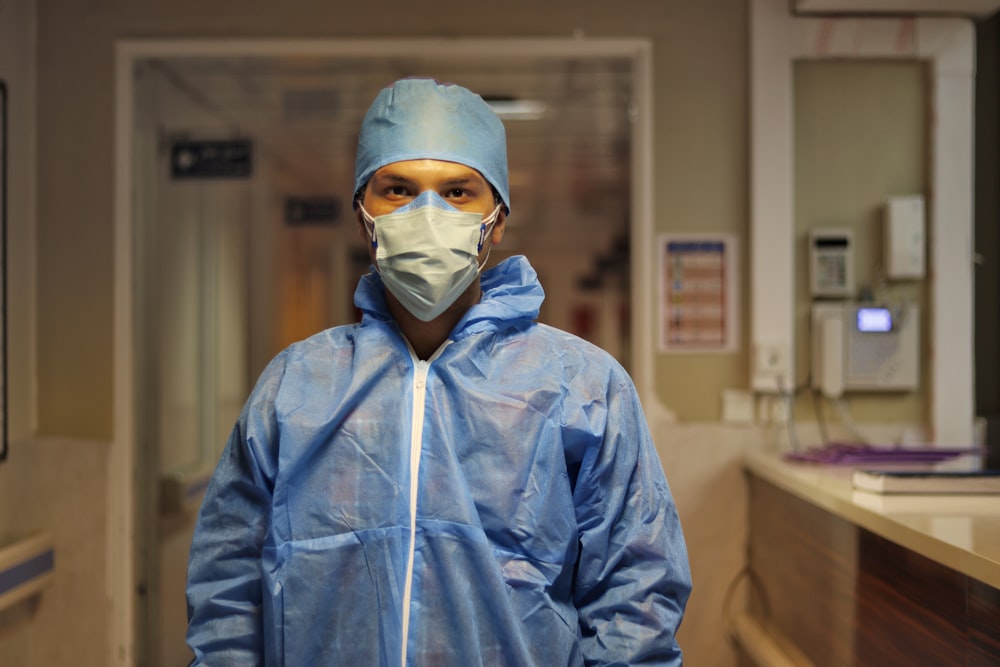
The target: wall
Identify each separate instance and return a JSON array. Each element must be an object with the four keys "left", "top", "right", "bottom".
[
  {"left": 0, "top": 0, "right": 38, "bottom": 664},
  {"left": 0, "top": 0, "right": 37, "bottom": 442},
  {"left": 0, "top": 1, "right": 110, "bottom": 665},
  {"left": 793, "top": 60, "right": 928, "bottom": 432}
]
